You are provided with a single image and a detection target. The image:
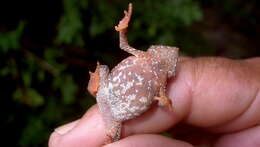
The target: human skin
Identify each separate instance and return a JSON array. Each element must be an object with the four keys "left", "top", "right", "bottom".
[{"left": 49, "top": 57, "right": 260, "bottom": 147}]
